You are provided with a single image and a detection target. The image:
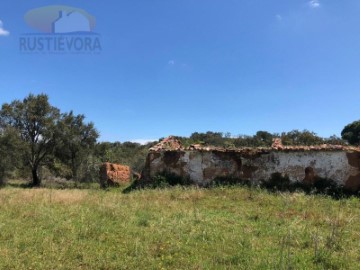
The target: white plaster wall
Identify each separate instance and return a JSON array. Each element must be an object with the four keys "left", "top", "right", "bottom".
[
  {"left": 148, "top": 151, "right": 359, "bottom": 186},
  {"left": 247, "top": 151, "right": 358, "bottom": 184},
  {"left": 181, "top": 152, "right": 203, "bottom": 184}
]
